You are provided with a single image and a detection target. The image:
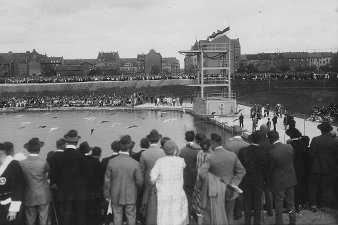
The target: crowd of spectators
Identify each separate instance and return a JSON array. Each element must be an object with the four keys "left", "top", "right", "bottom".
[
  {"left": 308, "top": 104, "right": 338, "bottom": 123},
  {"left": 0, "top": 71, "right": 337, "bottom": 84},
  {"left": 0, "top": 92, "right": 186, "bottom": 109},
  {"left": 0, "top": 73, "right": 196, "bottom": 84}
]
